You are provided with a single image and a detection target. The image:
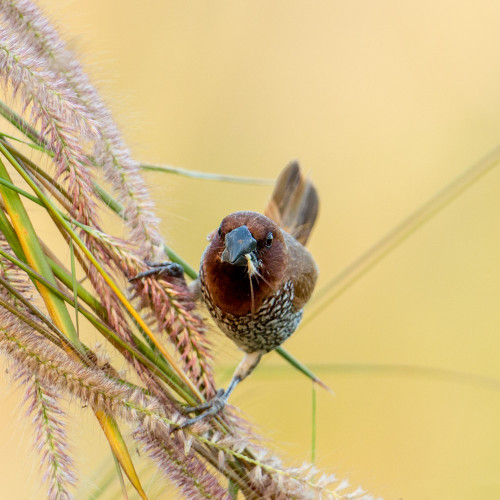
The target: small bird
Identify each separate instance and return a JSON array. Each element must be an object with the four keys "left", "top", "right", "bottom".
[
  {"left": 131, "top": 161, "right": 319, "bottom": 428},
  {"left": 181, "top": 160, "right": 319, "bottom": 427}
]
